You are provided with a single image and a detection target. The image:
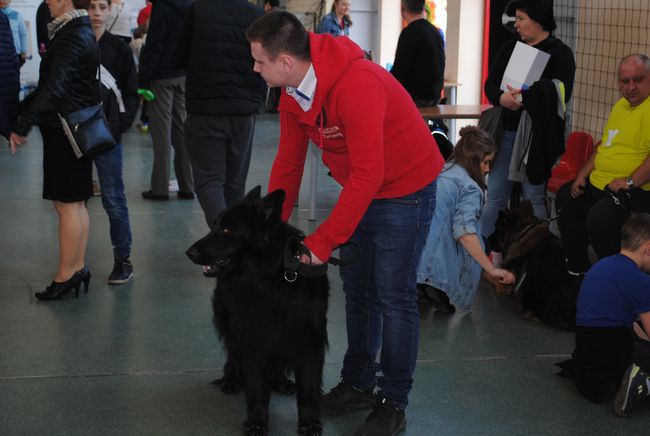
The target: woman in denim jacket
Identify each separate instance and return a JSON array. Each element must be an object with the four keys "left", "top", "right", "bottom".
[
  {"left": 417, "top": 127, "right": 515, "bottom": 312},
  {"left": 317, "top": 0, "right": 352, "bottom": 36}
]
